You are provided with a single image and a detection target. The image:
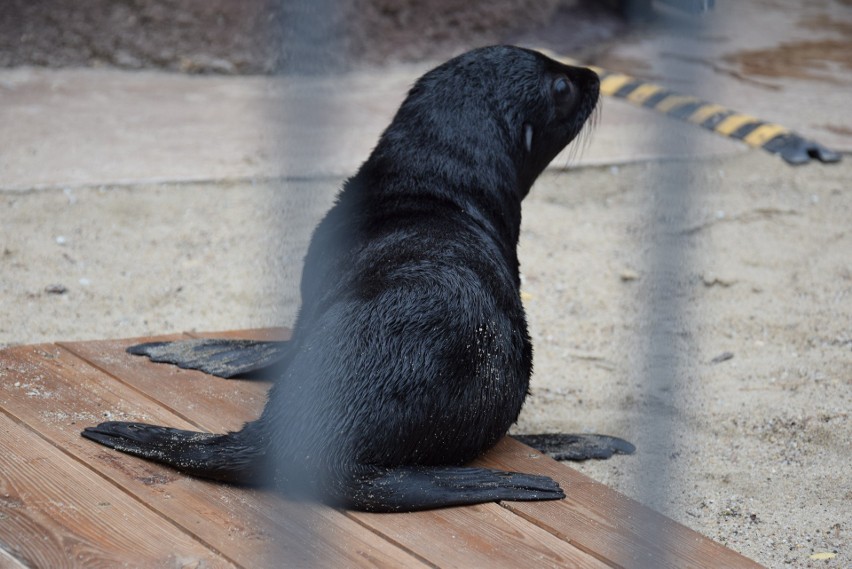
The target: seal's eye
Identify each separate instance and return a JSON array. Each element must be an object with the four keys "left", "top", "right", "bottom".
[{"left": 552, "top": 75, "right": 576, "bottom": 111}]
